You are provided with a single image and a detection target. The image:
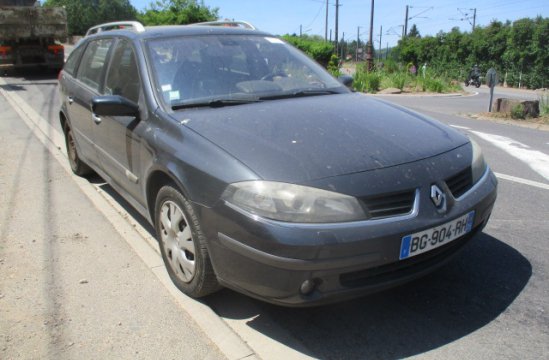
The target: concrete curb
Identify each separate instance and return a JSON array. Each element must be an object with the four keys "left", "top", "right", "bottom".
[{"left": 0, "top": 77, "right": 256, "bottom": 360}]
